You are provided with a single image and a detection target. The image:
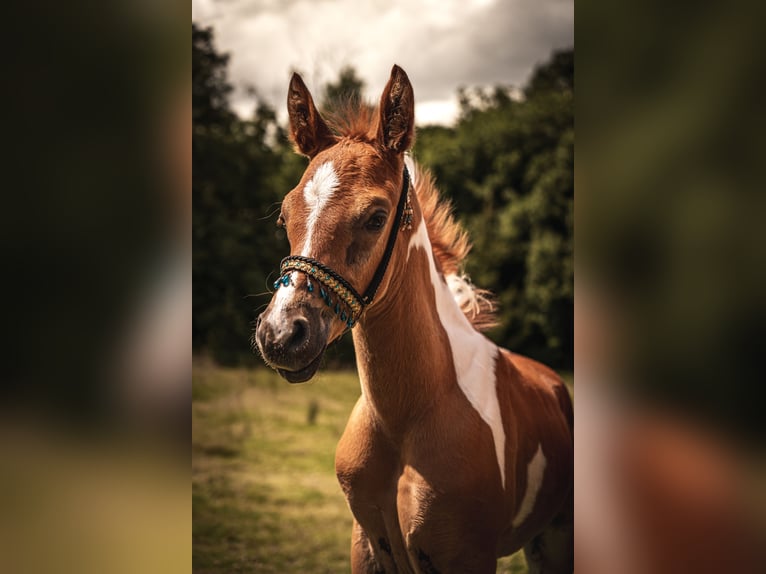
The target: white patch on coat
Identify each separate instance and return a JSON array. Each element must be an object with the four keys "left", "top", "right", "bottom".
[
  {"left": 302, "top": 161, "right": 339, "bottom": 255},
  {"left": 407, "top": 219, "right": 506, "bottom": 488},
  {"left": 404, "top": 154, "right": 417, "bottom": 186},
  {"left": 512, "top": 444, "right": 547, "bottom": 527},
  {"left": 271, "top": 271, "right": 298, "bottom": 318}
]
